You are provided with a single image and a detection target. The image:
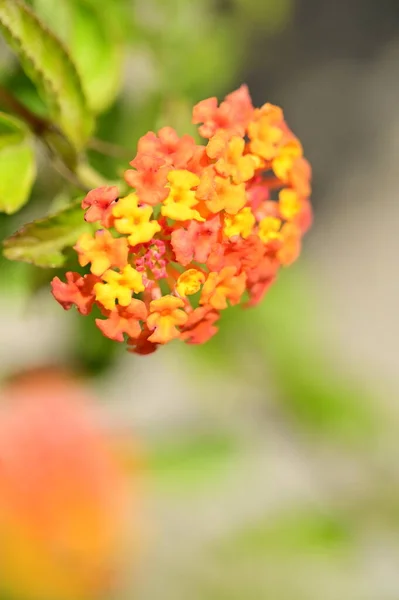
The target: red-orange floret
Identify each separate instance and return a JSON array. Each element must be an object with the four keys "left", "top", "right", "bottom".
[
  {"left": 180, "top": 307, "right": 220, "bottom": 345},
  {"left": 171, "top": 216, "right": 220, "bottom": 266},
  {"left": 51, "top": 272, "right": 98, "bottom": 315},
  {"left": 95, "top": 299, "right": 147, "bottom": 342},
  {"left": 193, "top": 84, "right": 254, "bottom": 139},
  {"left": 81, "top": 186, "right": 119, "bottom": 226}
]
